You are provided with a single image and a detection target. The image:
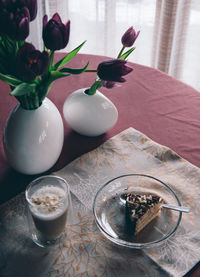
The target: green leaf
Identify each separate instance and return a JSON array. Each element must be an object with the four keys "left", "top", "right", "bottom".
[
  {"left": 54, "top": 41, "right": 86, "bottom": 70},
  {"left": 10, "top": 82, "right": 36, "bottom": 96},
  {"left": 119, "top": 47, "right": 136, "bottom": 60},
  {"left": 49, "top": 71, "right": 70, "bottom": 82},
  {"left": 0, "top": 72, "right": 21, "bottom": 86},
  {"left": 3, "top": 36, "right": 17, "bottom": 56},
  {"left": 59, "top": 61, "right": 89, "bottom": 75}
]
